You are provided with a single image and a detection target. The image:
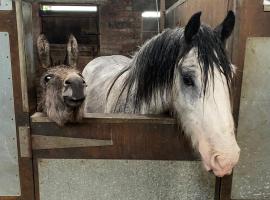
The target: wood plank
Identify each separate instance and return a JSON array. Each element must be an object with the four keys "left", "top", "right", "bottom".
[
  {"left": 32, "top": 135, "right": 113, "bottom": 150},
  {"left": 160, "top": 0, "right": 166, "bottom": 32},
  {"left": 174, "top": 0, "right": 229, "bottom": 27},
  {"left": 24, "top": 0, "right": 108, "bottom": 4},
  {"left": 0, "top": 3, "right": 34, "bottom": 200},
  {"left": 231, "top": 0, "right": 270, "bottom": 123},
  {"left": 31, "top": 120, "right": 197, "bottom": 160},
  {"left": 19, "top": 126, "right": 32, "bottom": 158},
  {"left": 31, "top": 112, "right": 176, "bottom": 124},
  {"left": 15, "top": 0, "right": 29, "bottom": 112},
  {"left": 221, "top": 1, "right": 270, "bottom": 199}
]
